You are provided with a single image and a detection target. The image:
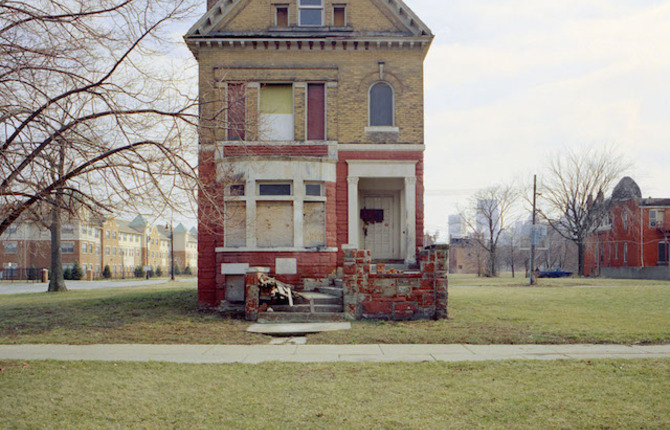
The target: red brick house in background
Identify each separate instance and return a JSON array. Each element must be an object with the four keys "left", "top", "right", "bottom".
[
  {"left": 584, "top": 177, "right": 670, "bottom": 279},
  {"left": 186, "top": 0, "right": 435, "bottom": 309}
]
